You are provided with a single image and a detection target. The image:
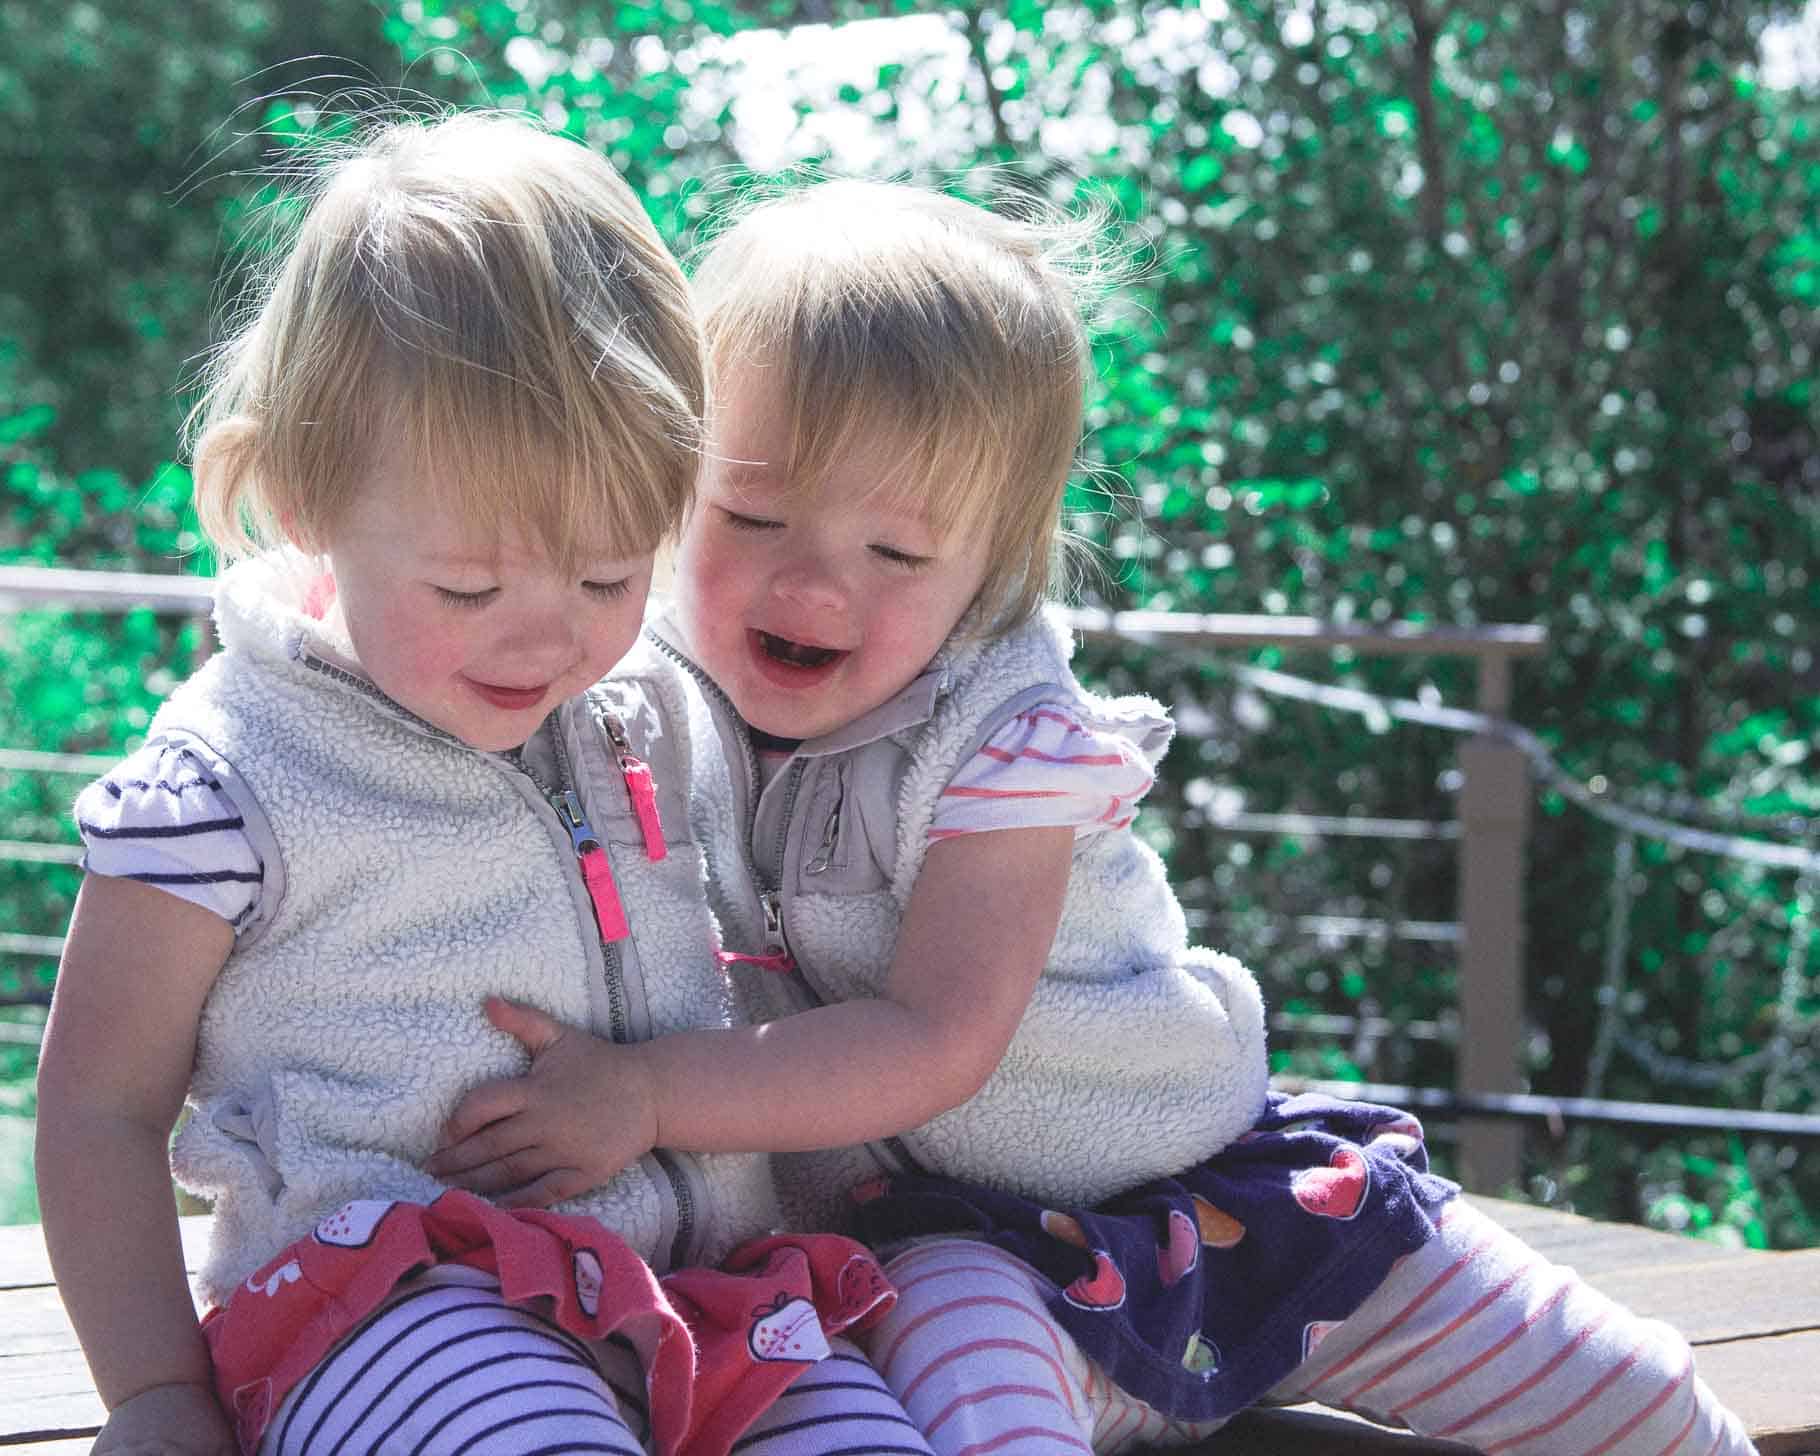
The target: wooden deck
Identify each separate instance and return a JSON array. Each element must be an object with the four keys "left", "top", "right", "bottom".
[{"left": 2, "top": 1198, "right": 1815, "bottom": 1454}]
